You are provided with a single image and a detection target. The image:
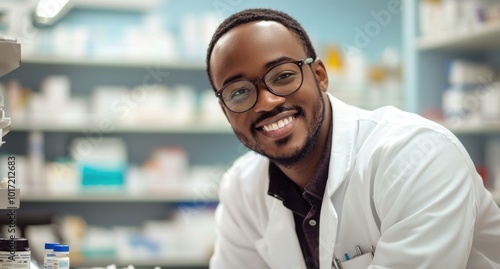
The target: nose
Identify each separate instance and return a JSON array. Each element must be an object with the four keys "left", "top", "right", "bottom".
[{"left": 252, "top": 83, "right": 286, "bottom": 113}]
